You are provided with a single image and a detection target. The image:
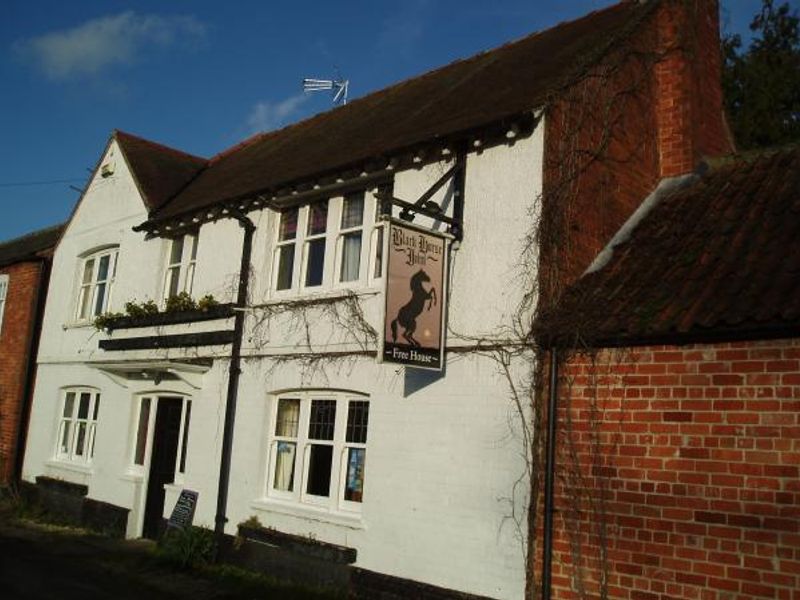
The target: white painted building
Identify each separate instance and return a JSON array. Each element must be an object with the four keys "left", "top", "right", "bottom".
[{"left": 23, "top": 119, "right": 540, "bottom": 597}]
